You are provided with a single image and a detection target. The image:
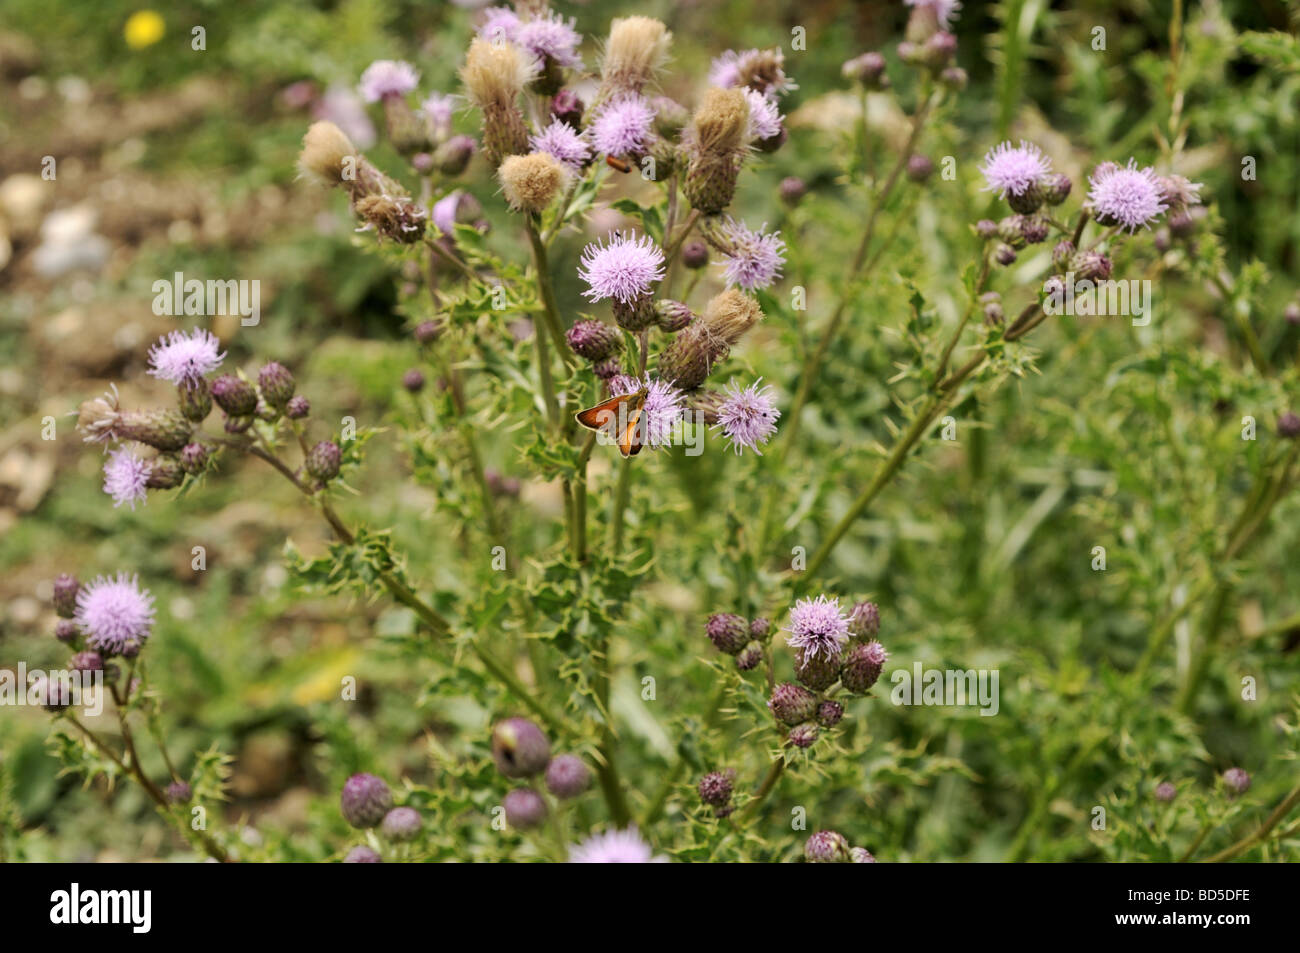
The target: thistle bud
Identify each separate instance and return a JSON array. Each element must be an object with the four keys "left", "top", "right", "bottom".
[
  {"left": 305, "top": 440, "right": 342, "bottom": 484},
  {"left": 1222, "top": 767, "right": 1251, "bottom": 796},
  {"left": 654, "top": 300, "right": 696, "bottom": 333},
  {"left": 551, "top": 88, "right": 584, "bottom": 127},
  {"left": 340, "top": 773, "right": 393, "bottom": 829},
  {"left": 788, "top": 722, "right": 819, "bottom": 748},
  {"left": 850, "top": 847, "right": 878, "bottom": 863},
  {"left": 35, "top": 675, "right": 71, "bottom": 713},
  {"left": 504, "top": 787, "right": 548, "bottom": 830},
  {"left": 415, "top": 319, "right": 445, "bottom": 344},
  {"left": 146, "top": 456, "right": 185, "bottom": 490},
  {"left": 55, "top": 619, "right": 79, "bottom": 644},
  {"left": 499, "top": 152, "right": 567, "bottom": 214},
  {"left": 681, "top": 240, "right": 709, "bottom": 270},
  {"left": 842, "top": 51, "right": 888, "bottom": 88},
  {"left": 735, "top": 641, "right": 764, "bottom": 671},
  {"left": 795, "top": 648, "right": 840, "bottom": 691},
  {"left": 906, "top": 154, "right": 934, "bottom": 183},
  {"left": 53, "top": 574, "right": 80, "bottom": 618},
  {"left": 1043, "top": 173, "right": 1072, "bottom": 206},
  {"left": 682, "top": 88, "right": 749, "bottom": 215},
  {"left": 298, "top": 121, "right": 358, "bottom": 188},
  {"left": 779, "top": 176, "right": 807, "bottom": 206},
  {"left": 975, "top": 219, "right": 998, "bottom": 240},
  {"left": 402, "top": 369, "right": 425, "bottom": 393},
  {"left": 70, "top": 650, "right": 103, "bottom": 673},
  {"left": 1069, "top": 250, "right": 1112, "bottom": 282},
  {"left": 355, "top": 193, "right": 427, "bottom": 243},
  {"left": 805, "top": 830, "right": 851, "bottom": 863},
  {"left": 994, "top": 243, "right": 1017, "bottom": 266},
  {"left": 597, "top": 17, "right": 672, "bottom": 101},
  {"left": 343, "top": 846, "right": 382, "bottom": 863},
  {"left": 651, "top": 96, "right": 689, "bottom": 138},
  {"left": 658, "top": 289, "right": 763, "bottom": 391},
  {"left": 179, "top": 442, "right": 209, "bottom": 474},
  {"left": 592, "top": 358, "right": 623, "bottom": 381},
  {"left": 847, "top": 601, "right": 880, "bottom": 639},
  {"left": 939, "top": 66, "right": 968, "bottom": 90},
  {"left": 750, "top": 617, "right": 772, "bottom": 640},
  {"left": 817, "top": 700, "right": 844, "bottom": 727},
  {"left": 166, "top": 781, "right": 192, "bottom": 804},
  {"left": 381, "top": 806, "right": 422, "bottom": 841},
  {"left": 1052, "top": 240, "right": 1075, "bottom": 271},
  {"left": 211, "top": 375, "right": 258, "bottom": 417},
  {"left": 285, "top": 395, "right": 310, "bottom": 419},
  {"left": 997, "top": 216, "right": 1029, "bottom": 248},
  {"left": 983, "top": 298, "right": 1004, "bottom": 325},
  {"left": 1285, "top": 302, "right": 1300, "bottom": 326},
  {"left": 698, "top": 770, "right": 734, "bottom": 816},
  {"left": 177, "top": 379, "right": 212, "bottom": 423},
  {"left": 564, "top": 320, "right": 621, "bottom": 363},
  {"left": 545, "top": 754, "right": 591, "bottom": 799},
  {"left": 1278, "top": 412, "right": 1300, "bottom": 438},
  {"left": 841, "top": 640, "right": 888, "bottom": 693},
  {"left": 492, "top": 717, "right": 551, "bottom": 778},
  {"left": 921, "top": 31, "right": 957, "bottom": 68},
  {"left": 1007, "top": 182, "right": 1045, "bottom": 215},
  {"left": 612, "top": 295, "right": 657, "bottom": 333},
  {"left": 706, "top": 612, "right": 749, "bottom": 655},
  {"left": 384, "top": 95, "right": 430, "bottom": 155},
  {"left": 1168, "top": 210, "right": 1195, "bottom": 238},
  {"left": 1154, "top": 781, "right": 1177, "bottom": 803},
  {"left": 257, "top": 362, "right": 295, "bottom": 409},
  {"left": 432, "top": 135, "right": 476, "bottom": 176},
  {"left": 769, "top": 682, "right": 817, "bottom": 725},
  {"left": 1020, "top": 216, "right": 1050, "bottom": 245}
]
